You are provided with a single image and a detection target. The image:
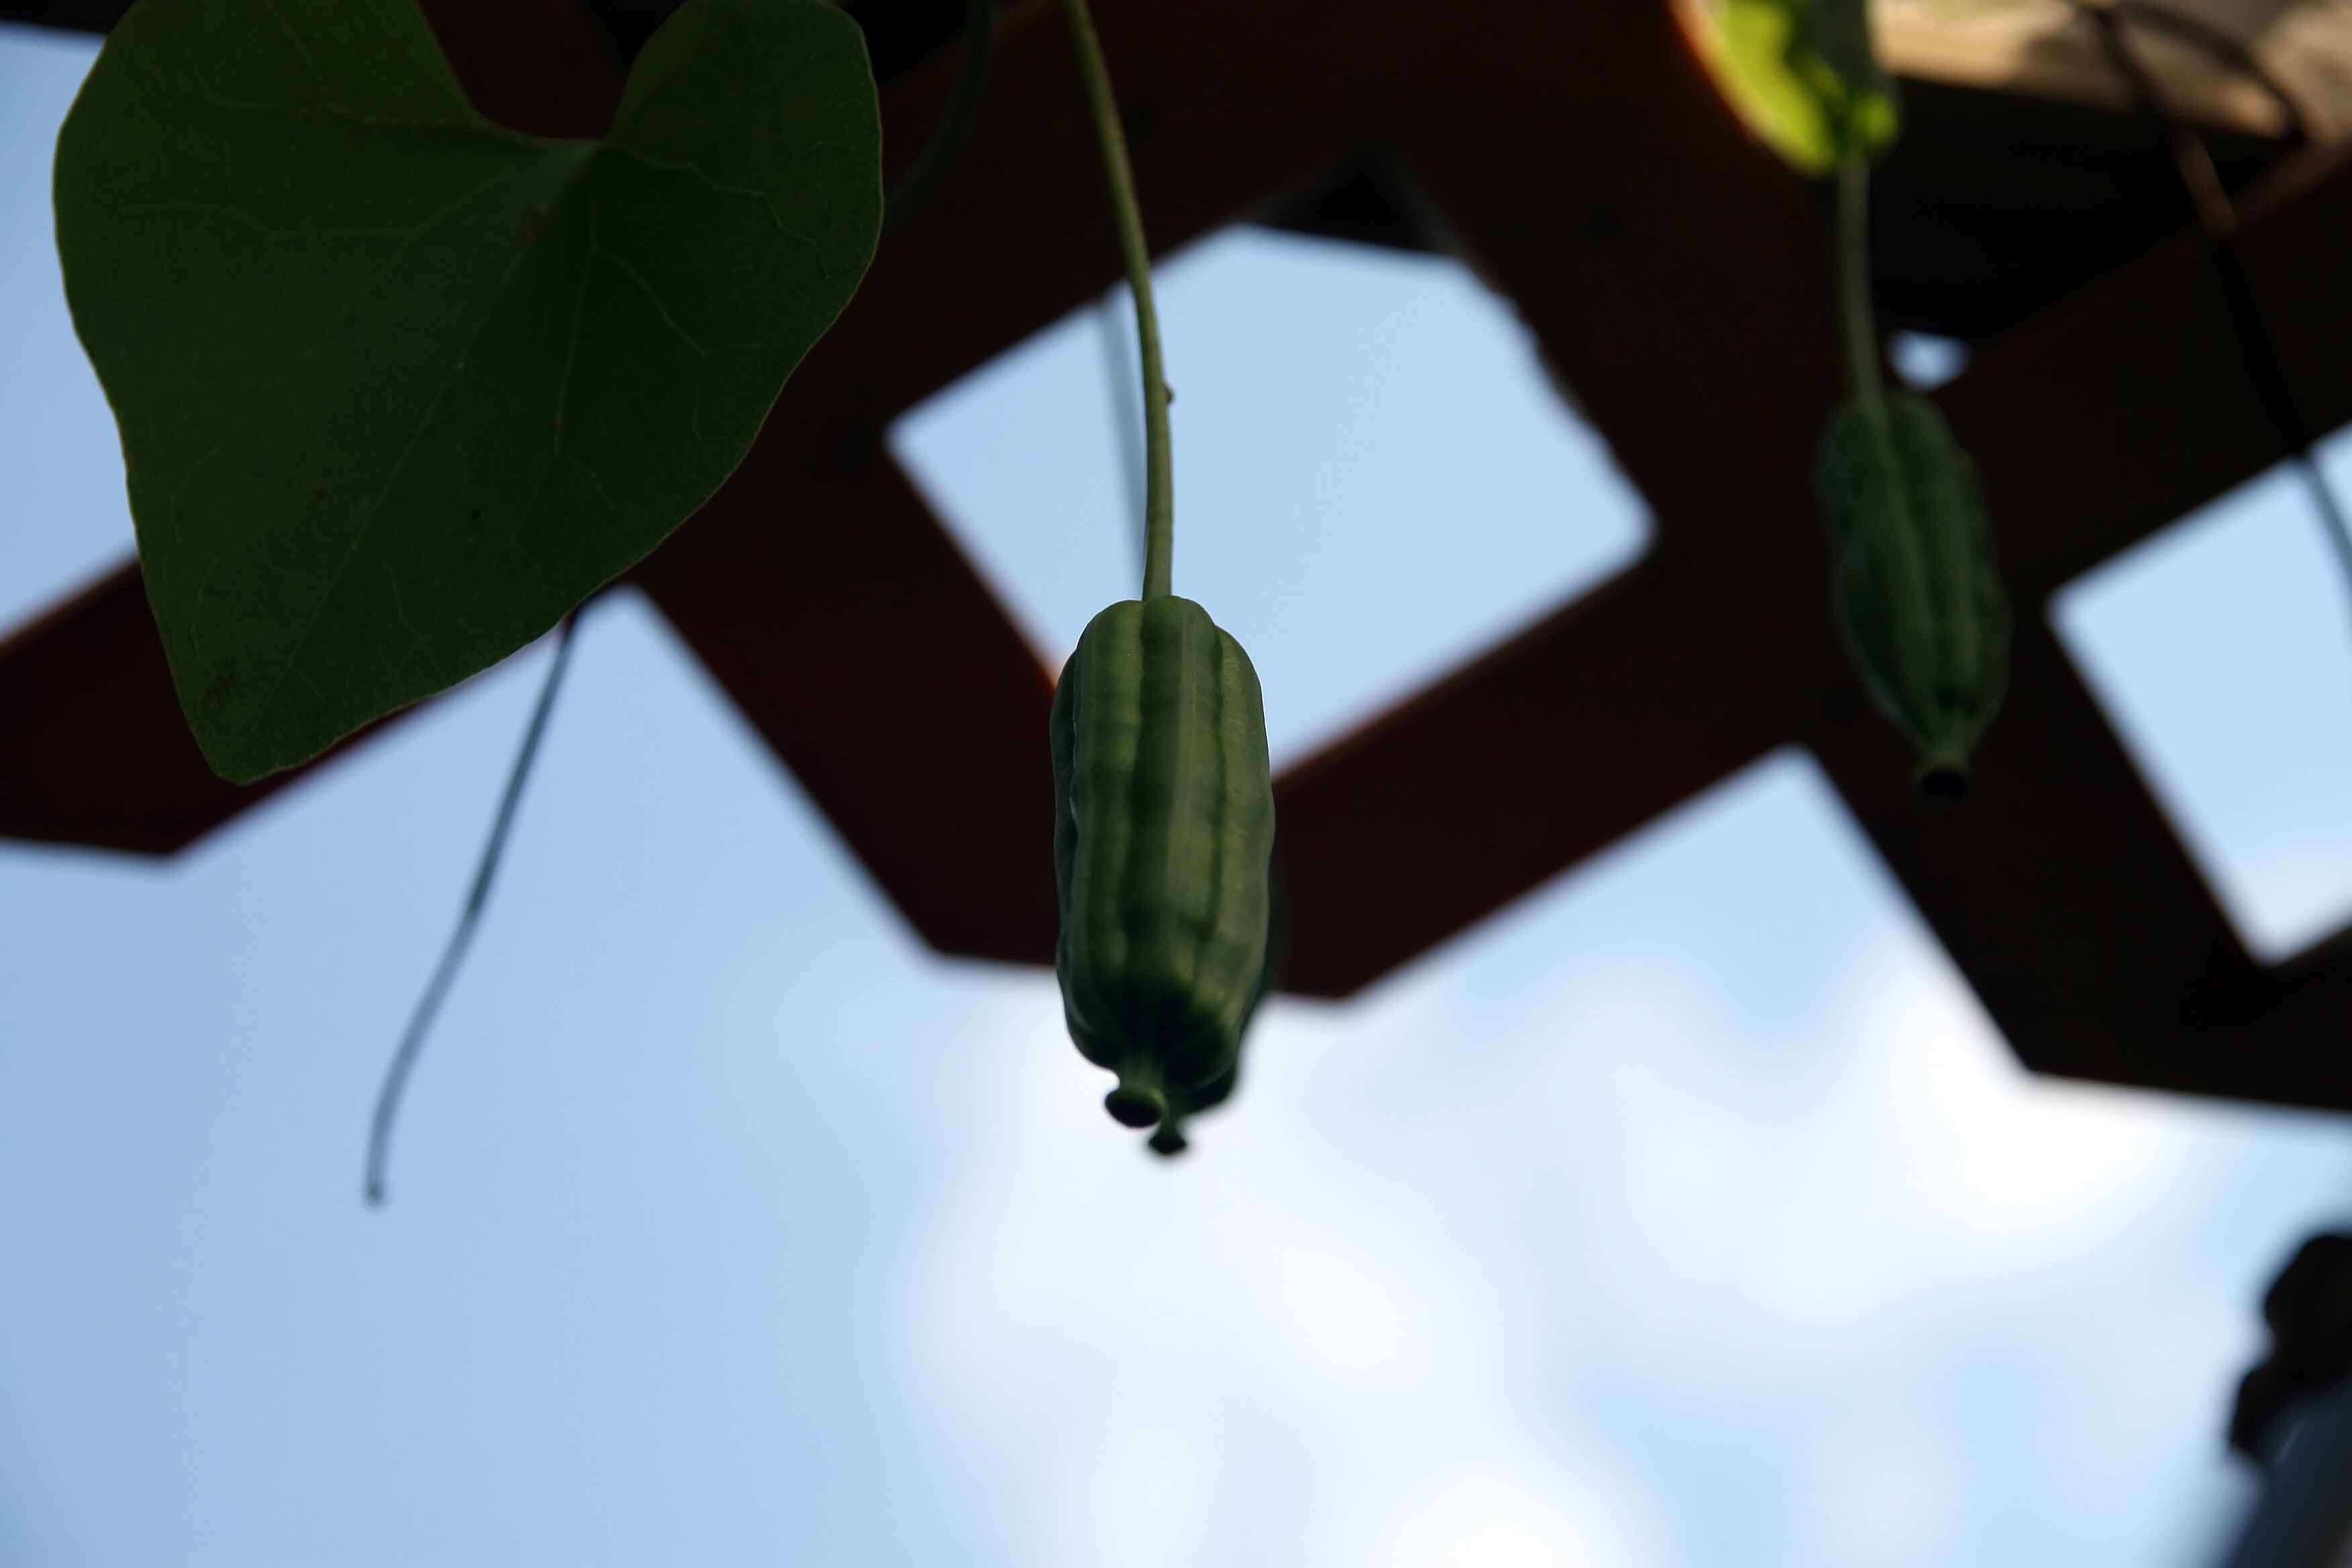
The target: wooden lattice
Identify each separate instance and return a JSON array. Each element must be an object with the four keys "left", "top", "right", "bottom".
[{"left": 5, "top": 0, "right": 2351, "bottom": 1109}]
